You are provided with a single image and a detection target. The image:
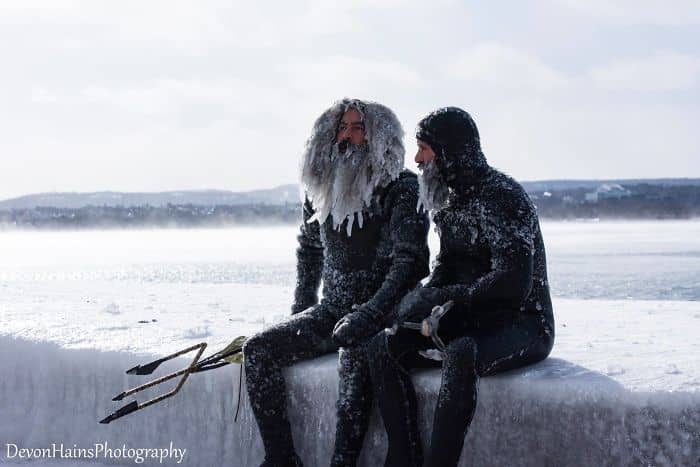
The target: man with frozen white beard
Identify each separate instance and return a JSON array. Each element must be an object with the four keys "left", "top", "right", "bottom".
[
  {"left": 243, "top": 98, "right": 430, "bottom": 467},
  {"left": 367, "top": 107, "right": 555, "bottom": 467}
]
